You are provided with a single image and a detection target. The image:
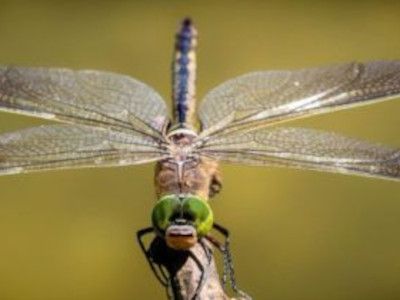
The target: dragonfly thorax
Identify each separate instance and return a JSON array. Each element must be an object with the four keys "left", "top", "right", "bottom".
[
  {"left": 155, "top": 129, "right": 221, "bottom": 200},
  {"left": 166, "top": 128, "right": 198, "bottom": 161}
]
